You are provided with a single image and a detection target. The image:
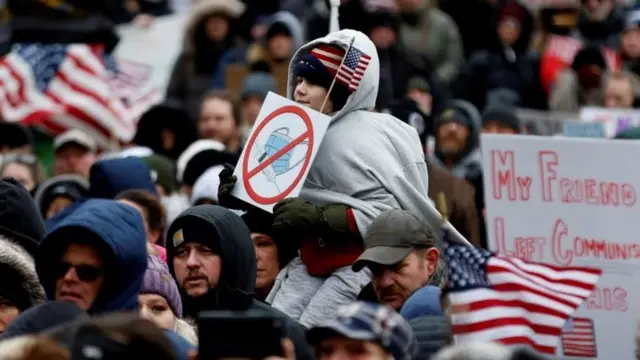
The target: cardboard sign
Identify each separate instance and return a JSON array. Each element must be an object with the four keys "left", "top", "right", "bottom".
[
  {"left": 481, "top": 134, "right": 640, "bottom": 359},
  {"left": 563, "top": 120, "right": 606, "bottom": 138},
  {"left": 580, "top": 107, "right": 640, "bottom": 138},
  {"left": 231, "top": 92, "right": 331, "bottom": 213},
  {"left": 114, "top": 13, "right": 186, "bottom": 97}
]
